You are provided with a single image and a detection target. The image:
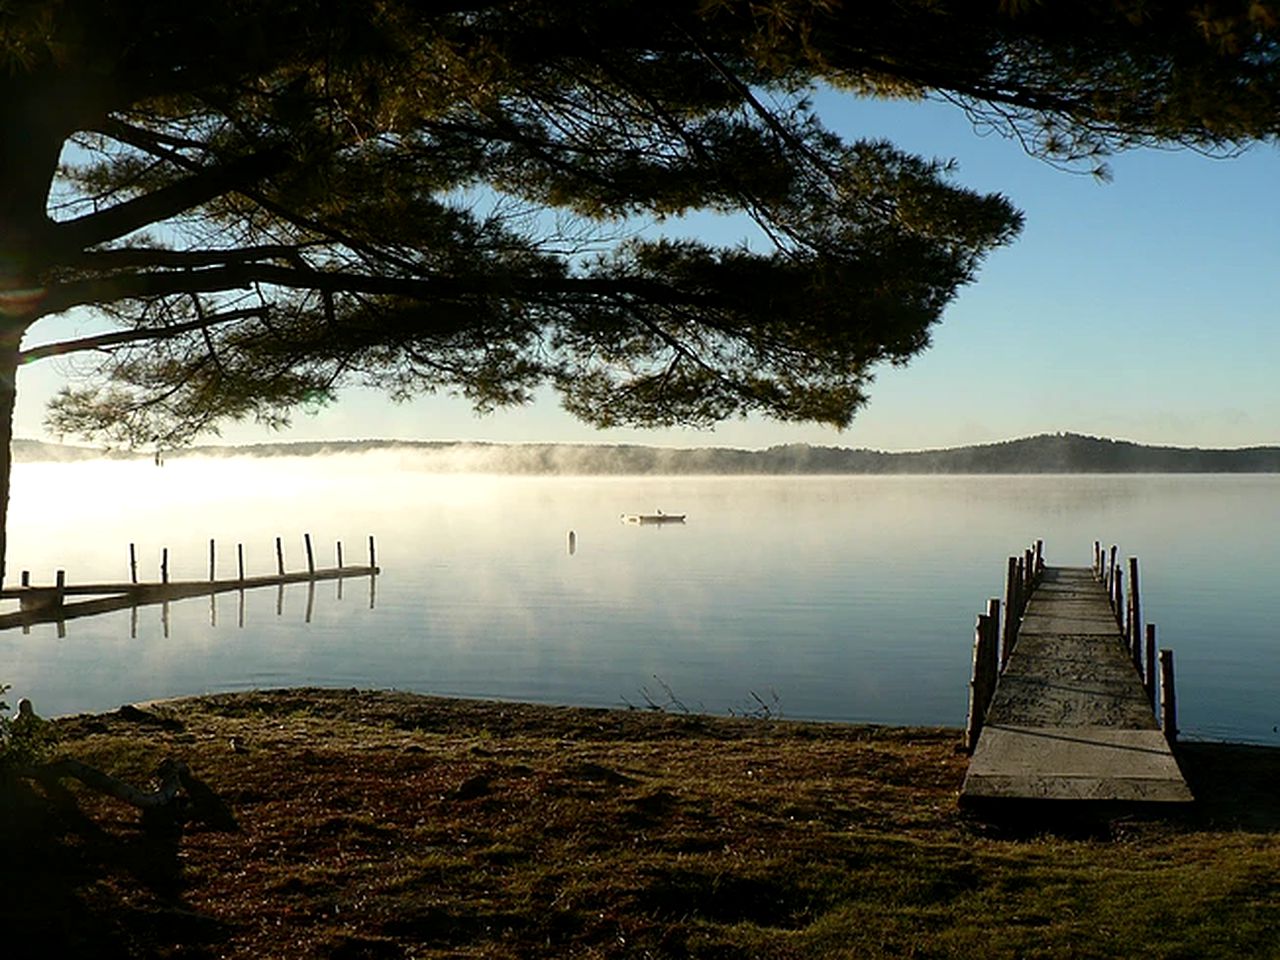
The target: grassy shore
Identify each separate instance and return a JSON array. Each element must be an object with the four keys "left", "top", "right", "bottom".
[{"left": 4, "top": 688, "right": 1279, "bottom": 958}]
